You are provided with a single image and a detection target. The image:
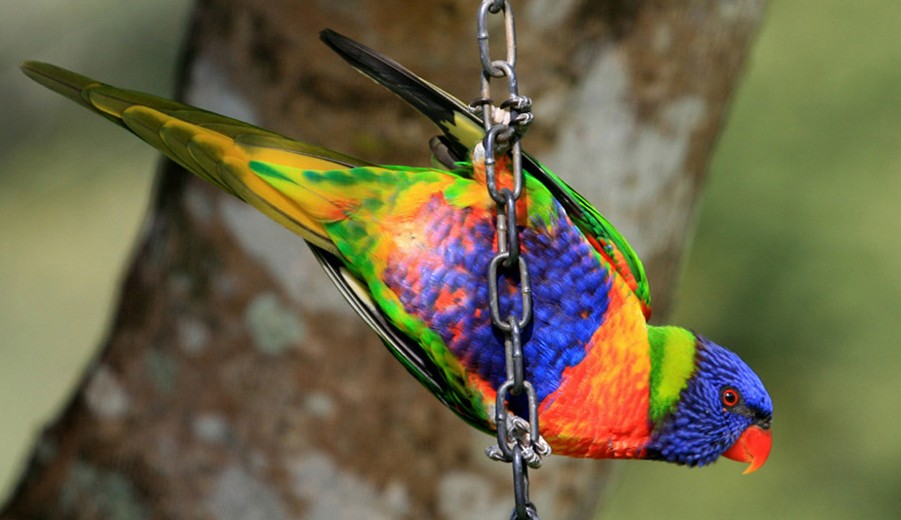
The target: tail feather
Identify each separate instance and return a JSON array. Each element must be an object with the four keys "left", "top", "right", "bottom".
[
  {"left": 20, "top": 61, "right": 382, "bottom": 253},
  {"left": 21, "top": 62, "right": 111, "bottom": 115}
]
